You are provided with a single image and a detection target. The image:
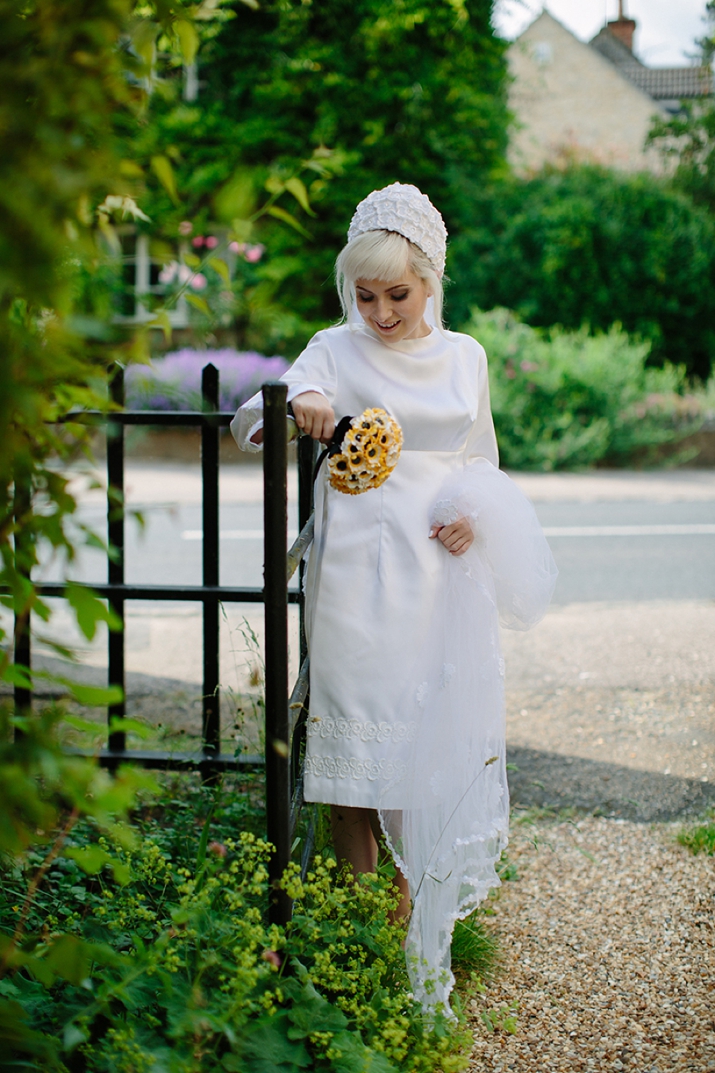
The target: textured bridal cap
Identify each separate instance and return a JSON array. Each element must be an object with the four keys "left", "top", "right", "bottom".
[{"left": 347, "top": 182, "right": 448, "bottom": 278}]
